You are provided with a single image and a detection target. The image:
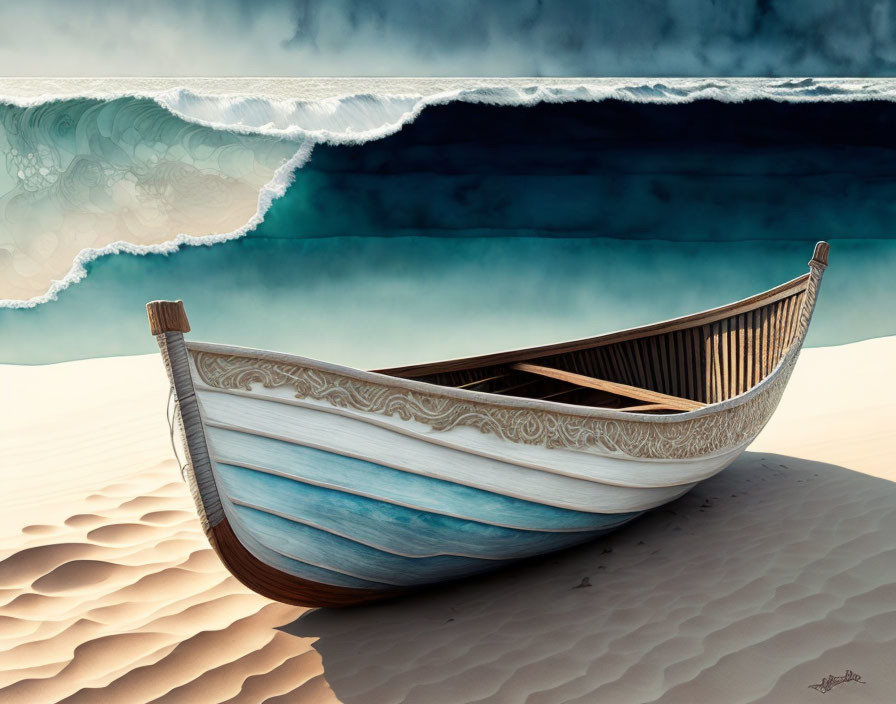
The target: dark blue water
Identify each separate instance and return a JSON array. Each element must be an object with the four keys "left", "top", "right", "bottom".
[
  {"left": 256, "top": 100, "right": 896, "bottom": 243},
  {"left": 2, "top": 100, "right": 894, "bottom": 364}
]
